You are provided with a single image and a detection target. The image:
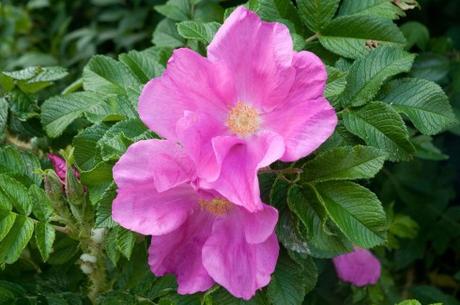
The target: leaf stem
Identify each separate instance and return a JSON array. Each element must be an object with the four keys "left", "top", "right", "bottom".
[{"left": 305, "top": 33, "right": 319, "bottom": 43}]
